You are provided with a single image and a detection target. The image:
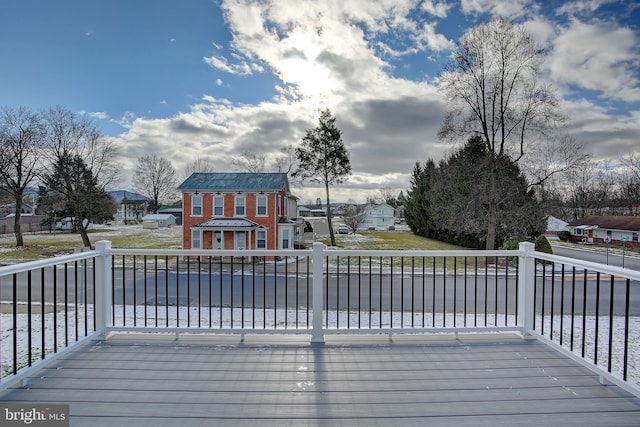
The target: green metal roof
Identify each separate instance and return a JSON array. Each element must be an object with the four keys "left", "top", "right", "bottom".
[{"left": 177, "top": 173, "right": 290, "bottom": 192}]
